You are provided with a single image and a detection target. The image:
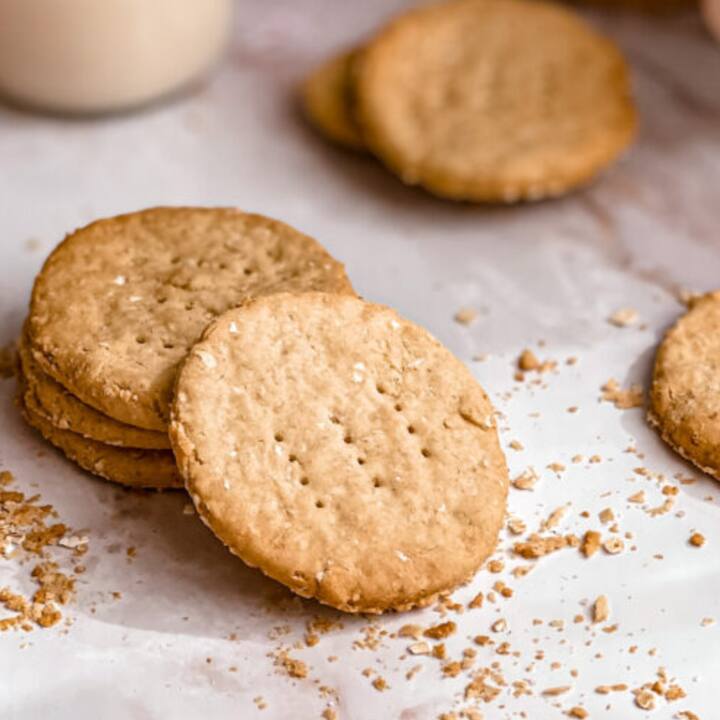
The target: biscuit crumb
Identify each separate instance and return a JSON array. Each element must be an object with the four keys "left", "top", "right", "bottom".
[
  {"left": 599, "top": 508, "right": 615, "bottom": 524},
  {"left": 406, "top": 664, "right": 422, "bottom": 680},
  {"left": 600, "top": 379, "right": 644, "bottom": 409},
  {"left": 518, "top": 348, "right": 540, "bottom": 371},
  {"left": 666, "top": 685, "right": 686, "bottom": 701},
  {"left": 372, "top": 677, "right": 388, "bottom": 691},
  {"left": 582, "top": 530, "right": 601, "bottom": 558},
  {"left": 595, "top": 684, "right": 628, "bottom": 694},
  {"left": 543, "top": 686, "right": 572, "bottom": 696},
  {"left": 608, "top": 308, "right": 638, "bottom": 327},
  {"left": 468, "top": 591, "right": 484, "bottom": 609},
  {"left": 408, "top": 641, "right": 431, "bottom": 655},
  {"left": 628, "top": 491, "right": 645, "bottom": 503},
  {"left": 512, "top": 468, "right": 538, "bottom": 491},
  {"left": 602, "top": 537, "right": 624, "bottom": 555},
  {"left": 689, "top": 532, "right": 705, "bottom": 548},
  {"left": 454, "top": 307, "right": 478, "bottom": 326},
  {"left": 517, "top": 349, "right": 556, "bottom": 376},
  {"left": 486, "top": 559, "right": 504, "bottom": 573},
  {"left": 541, "top": 505, "right": 568, "bottom": 532},
  {"left": 593, "top": 595, "right": 610, "bottom": 623},
  {"left": 514, "top": 534, "right": 578, "bottom": 559},
  {"left": 398, "top": 623, "right": 424, "bottom": 639},
  {"left": 567, "top": 707, "right": 588, "bottom": 718},
  {"left": 634, "top": 689, "right": 656, "bottom": 710},
  {"left": 464, "top": 668, "right": 502, "bottom": 702},
  {"left": 507, "top": 517, "right": 526, "bottom": 535},
  {"left": 274, "top": 650, "right": 308, "bottom": 679},
  {"left": 424, "top": 621, "right": 457, "bottom": 640}
]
